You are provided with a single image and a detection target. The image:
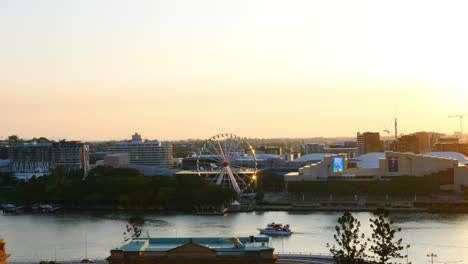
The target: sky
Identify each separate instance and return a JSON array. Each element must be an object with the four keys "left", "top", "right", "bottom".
[{"left": 1, "top": 0, "right": 468, "bottom": 141}]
